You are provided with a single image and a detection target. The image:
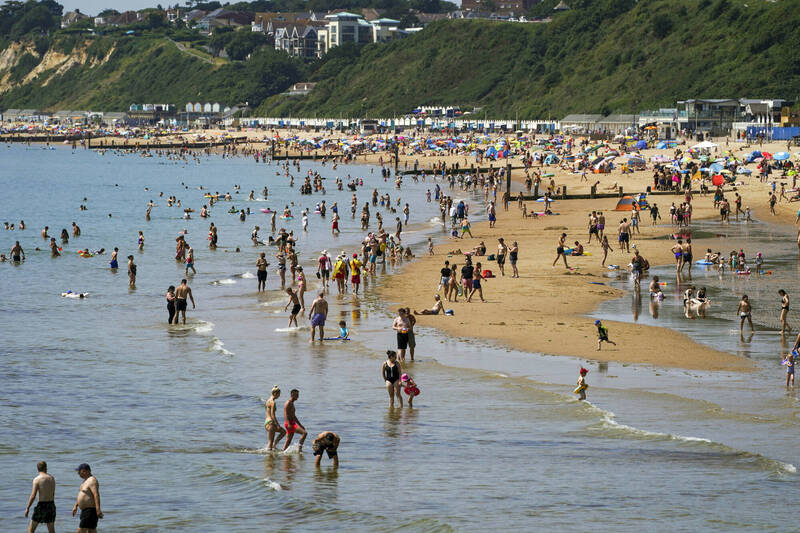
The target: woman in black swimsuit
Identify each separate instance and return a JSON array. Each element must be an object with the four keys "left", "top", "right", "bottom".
[
  {"left": 779, "top": 289, "right": 792, "bottom": 335},
  {"left": 382, "top": 350, "right": 403, "bottom": 407},
  {"left": 509, "top": 241, "right": 519, "bottom": 278}
]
